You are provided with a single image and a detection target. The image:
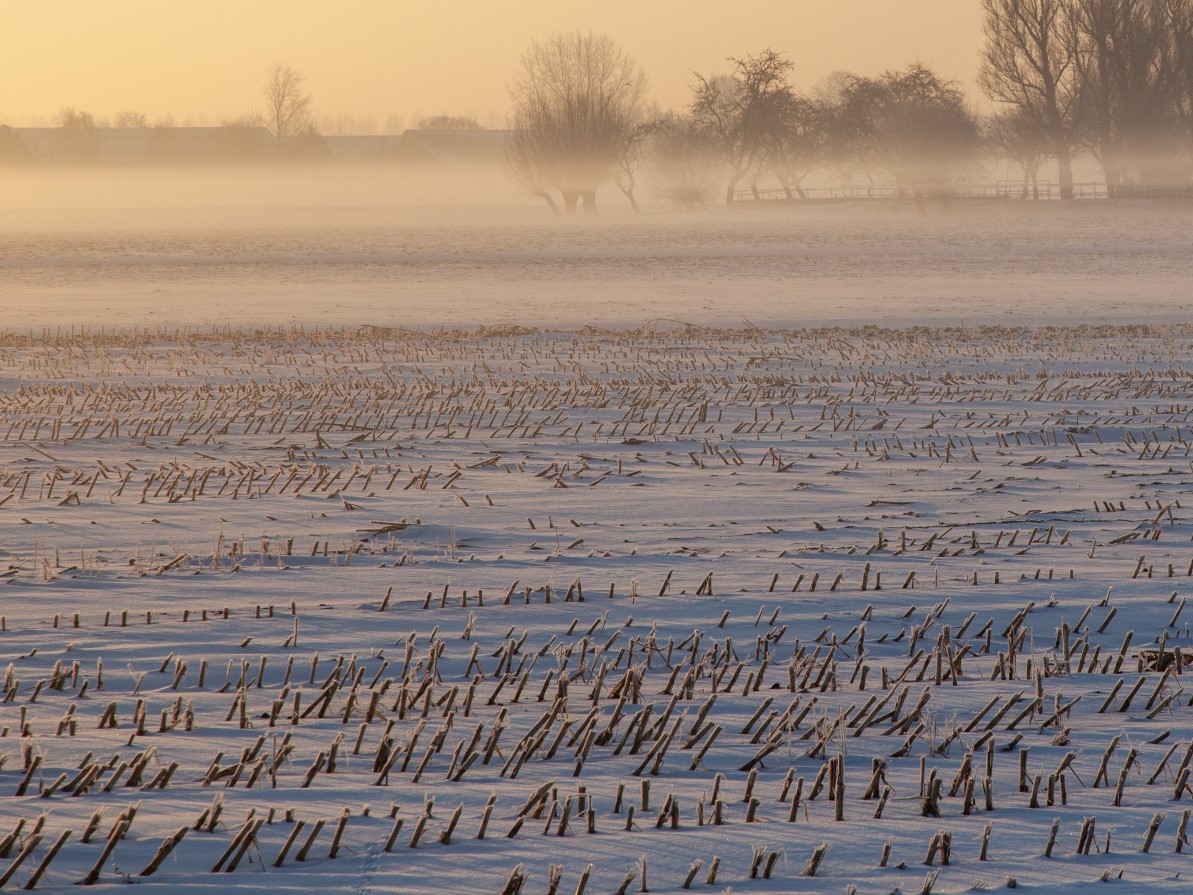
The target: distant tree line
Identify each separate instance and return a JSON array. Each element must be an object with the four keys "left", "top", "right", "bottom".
[
  {"left": 510, "top": 6, "right": 1193, "bottom": 213},
  {"left": 507, "top": 34, "right": 984, "bottom": 214},
  {"left": 7, "top": 9, "right": 1193, "bottom": 200},
  {"left": 981, "top": 0, "right": 1193, "bottom": 198},
  {"left": 0, "top": 64, "right": 428, "bottom": 164}
]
